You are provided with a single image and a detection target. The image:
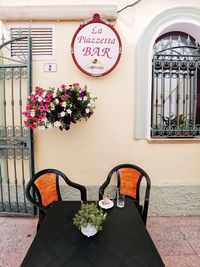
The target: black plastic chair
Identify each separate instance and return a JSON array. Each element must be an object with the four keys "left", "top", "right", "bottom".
[
  {"left": 26, "top": 169, "right": 87, "bottom": 231},
  {"left": 99, "top": 164, "right": 151, "bottom": 225}
]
